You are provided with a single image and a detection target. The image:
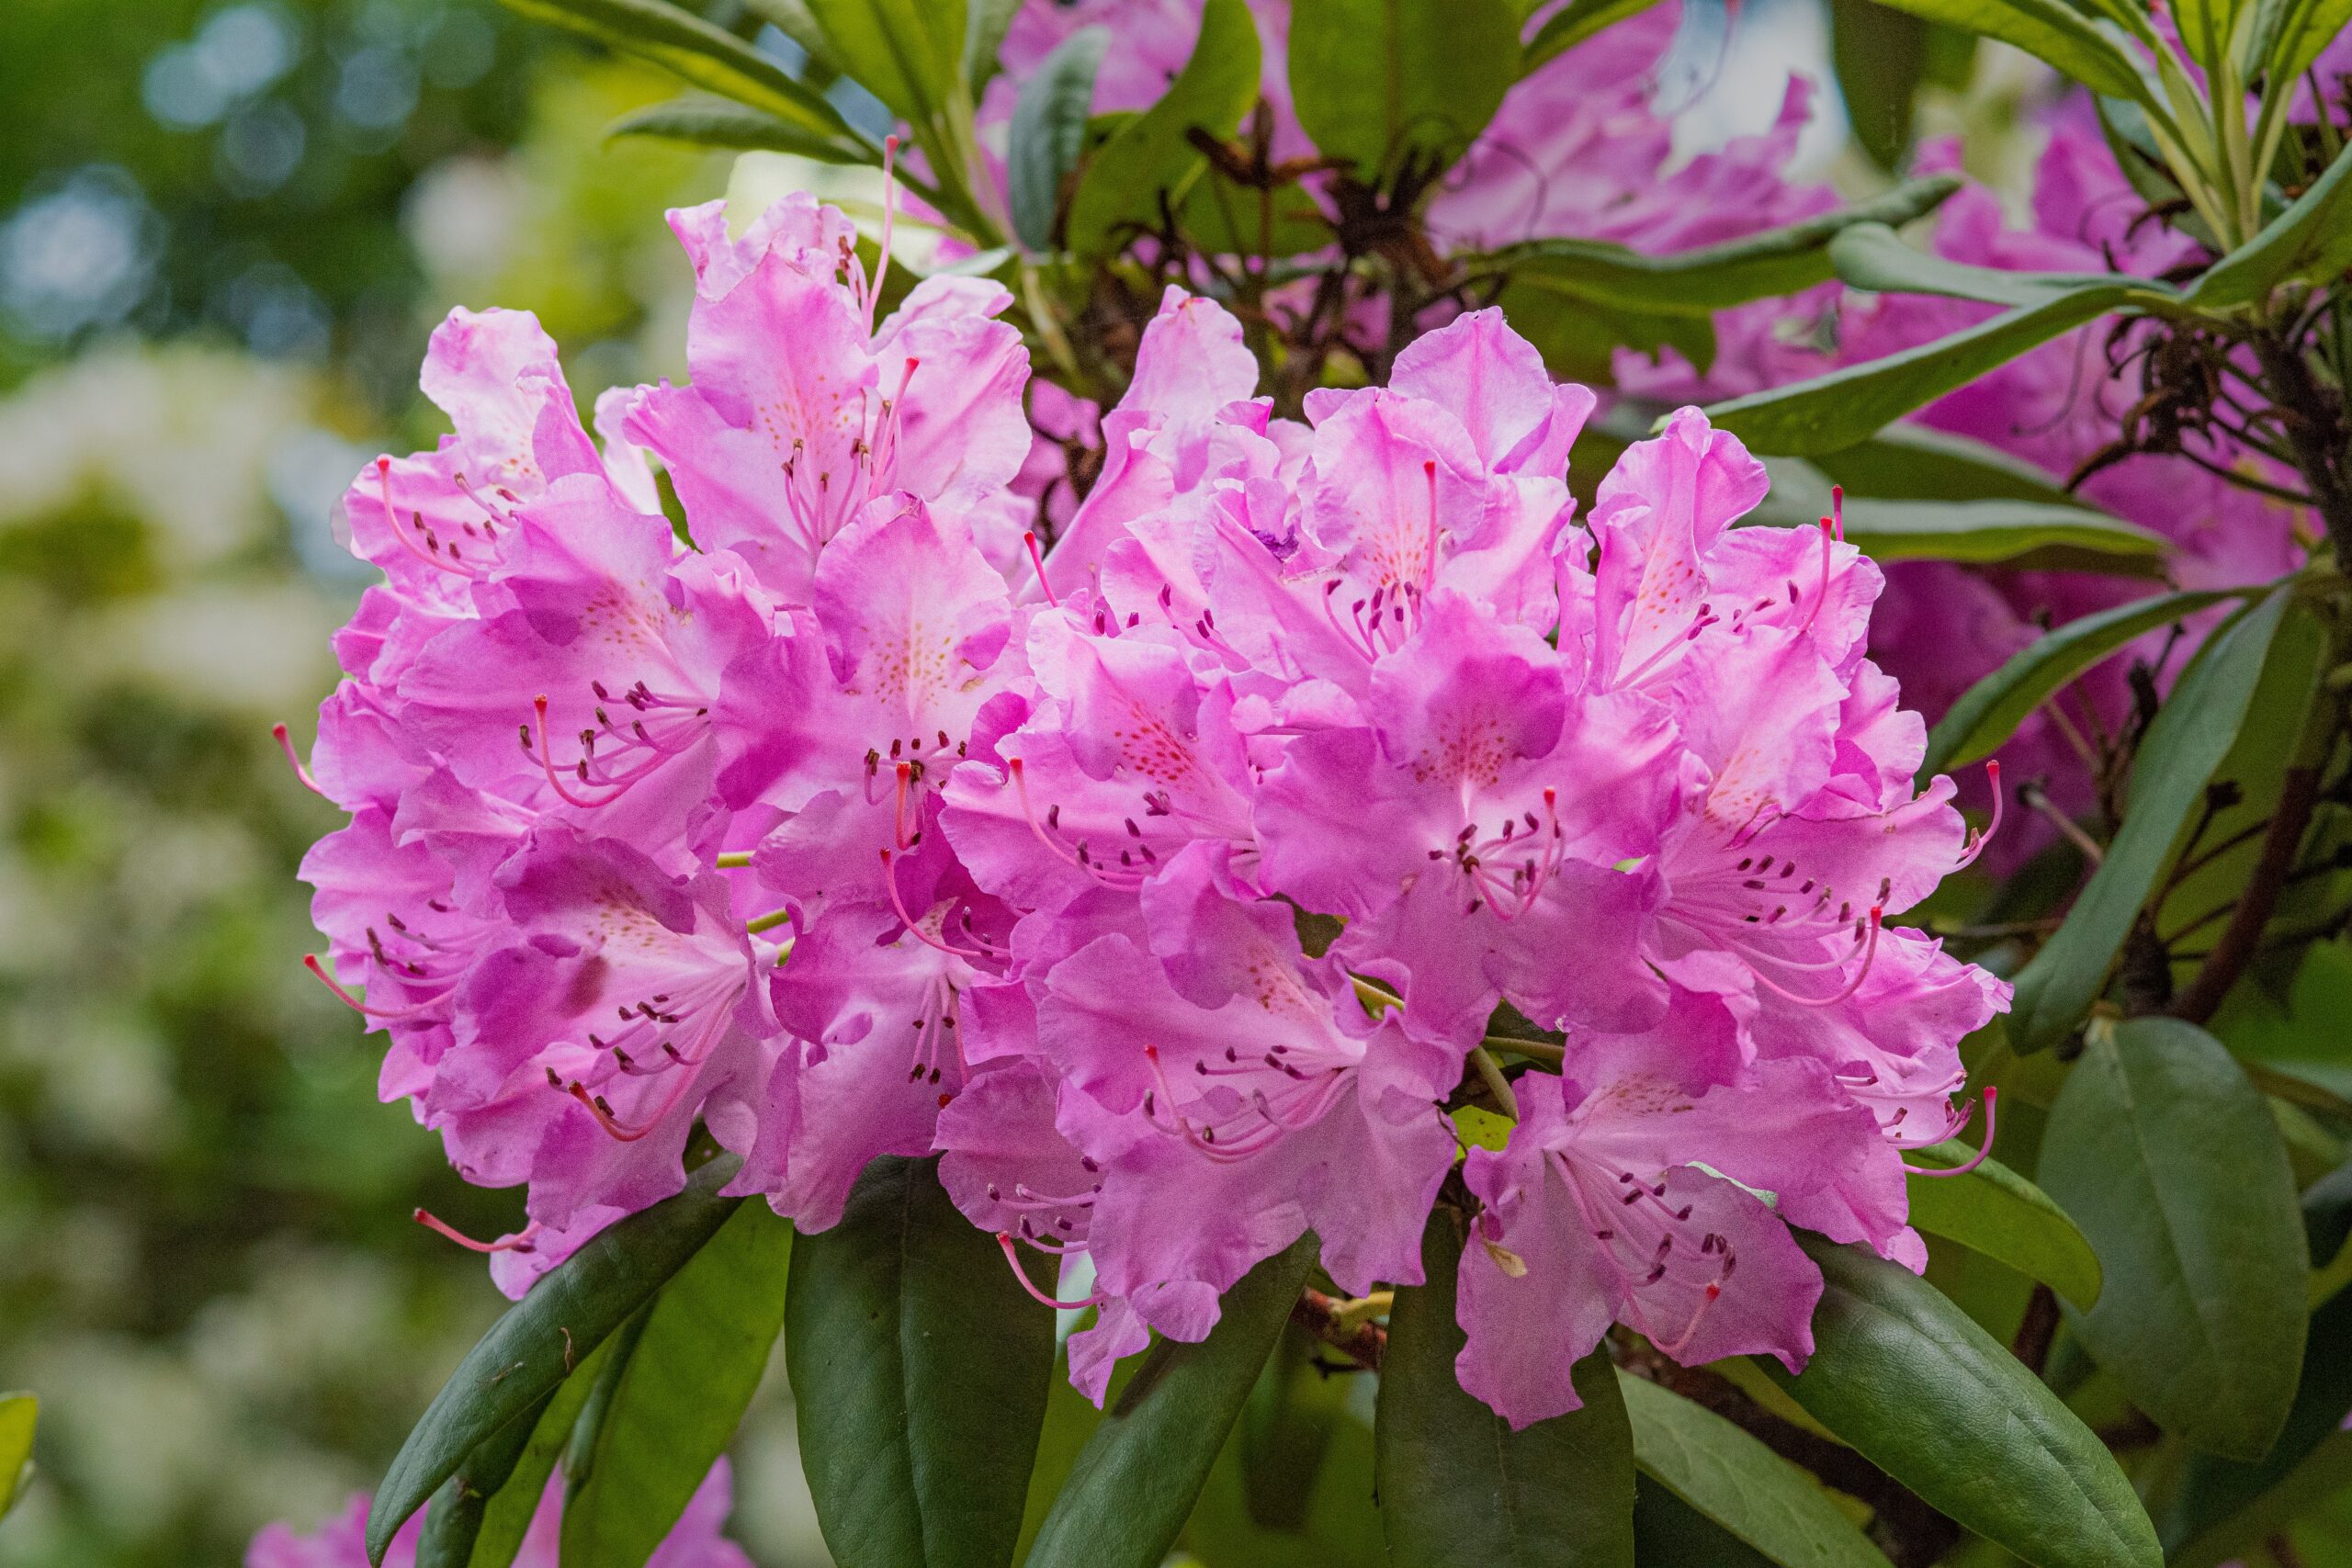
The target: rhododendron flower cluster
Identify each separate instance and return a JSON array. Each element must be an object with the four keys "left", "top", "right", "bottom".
[
  {"left": 248, "top": 1461, "right": 750, "bottom": 1567},
  {"left": 294, "top": 186, "right": 2007, "bottom": 1427}
]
